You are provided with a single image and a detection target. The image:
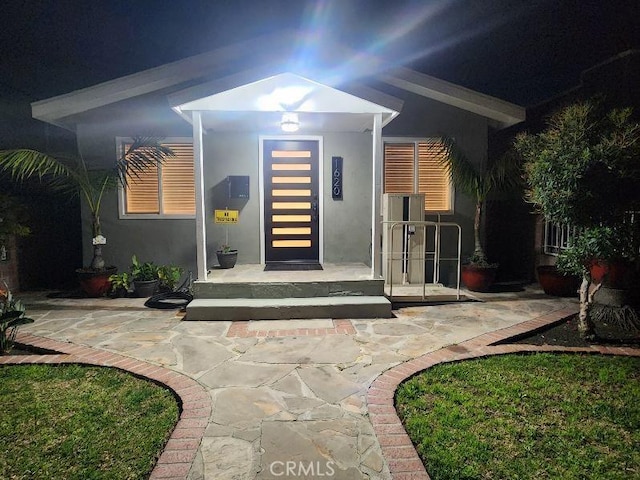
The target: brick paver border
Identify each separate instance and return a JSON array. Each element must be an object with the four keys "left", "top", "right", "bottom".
[
  {"left": 227, "top": 318, "right": 356, "bottom": 337},
  {"left": 2, "top": 332, "right": 211, "bottom": 480},
  {"left": 367, "top": 306, "right": 640, "bottom": 480}
]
